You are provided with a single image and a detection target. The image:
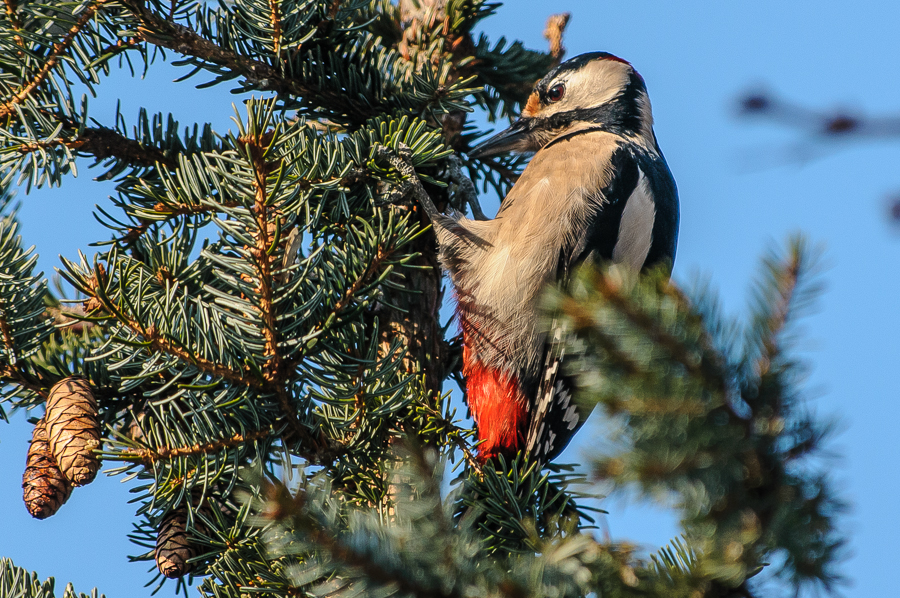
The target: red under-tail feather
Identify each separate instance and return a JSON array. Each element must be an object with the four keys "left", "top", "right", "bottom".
[
  {"left": 462, "top": 343, "right": 528, "bottom": 461},
  {"left": 456, "top": 292, "right": 528, "bottom": 461}
]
